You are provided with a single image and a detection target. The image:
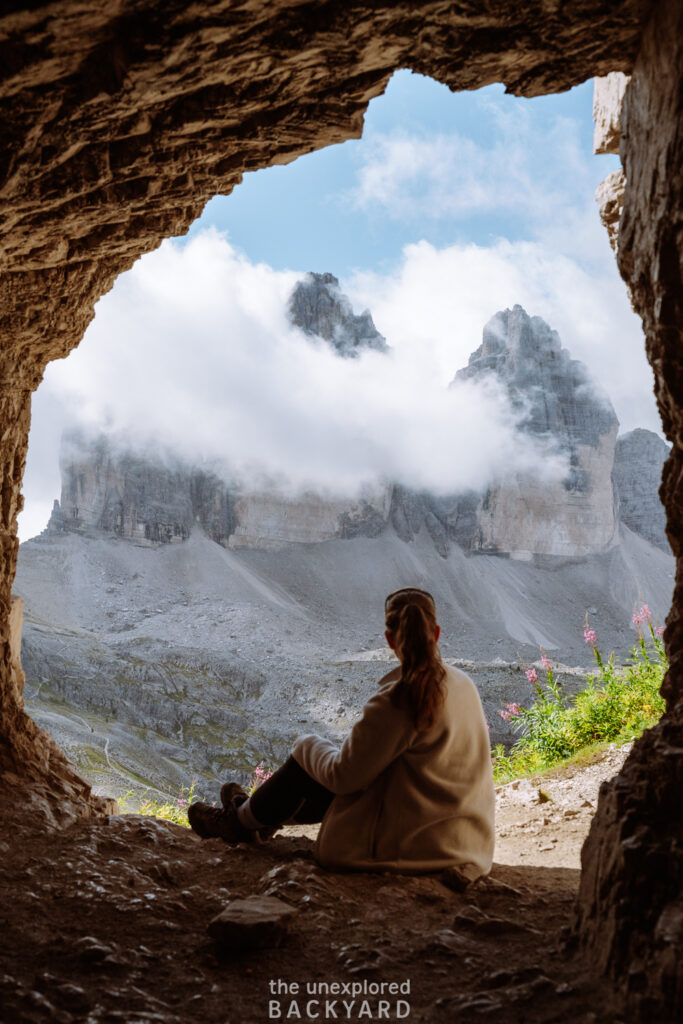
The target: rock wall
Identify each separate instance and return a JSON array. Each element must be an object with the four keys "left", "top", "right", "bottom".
[
  {"left": 576, "top": 1, "right": 683, "bottom": 1018},
  {"left": 228, "top": 489, "right": 389, "bottom": 548},
  {"left": 613, "top": 428, "right": 670, "bottom": 551},
  {"left": 593, "top": 72, "right": 630, "bottom": 154},
  {"left": 52, "top": 429, "right": 236, "bottom": 546}
]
